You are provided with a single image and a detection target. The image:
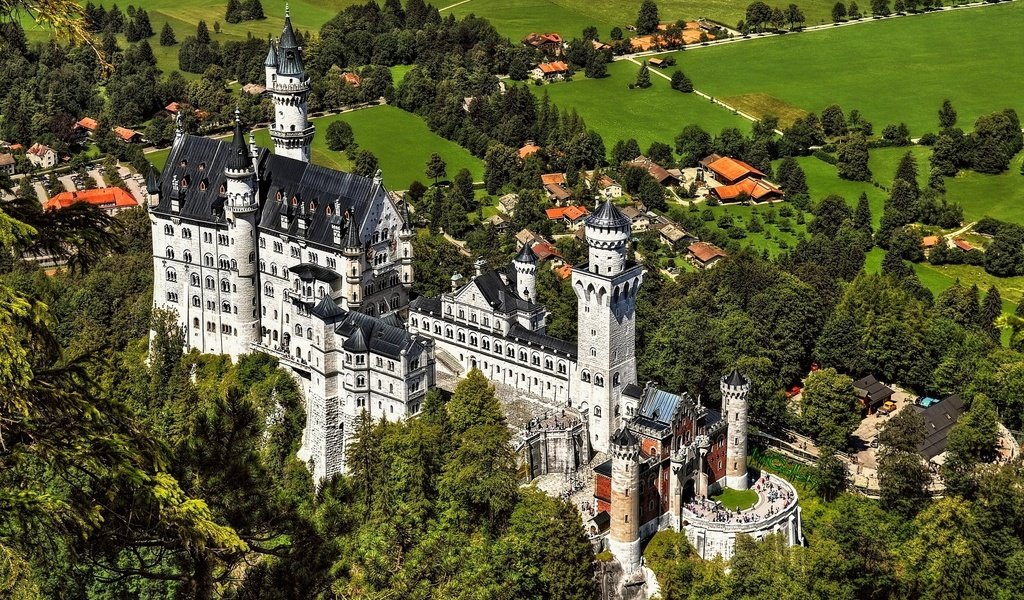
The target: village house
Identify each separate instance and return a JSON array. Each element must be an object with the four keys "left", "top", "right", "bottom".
[
  {"left": 648, "top": 57, "right": 666, "bottom": 68},
  {"left": 655, "top": 222, "right": 693, "bottom": 248},
  {"left": 516, "top": 228, "right": 544, "bottom": 249},
  {"left": 242, "top": 83, "right": 267, "bottom": 96},
  {"left": 595, "top": 174, "right": 623, "bottom": 199},
  {"left": 542, "top": 172, "right": 572, "bottom": 203},
  {"left": 27, "top": 143, "right": 57, "bottom": 169},
  {"left": 522, "top": 32, "right": 563, "bottom": 54},
  {"left": 922, "top": 235, "right": 940, "bottom": 254},
  {"left": 0, "top": 153, "right": 16, "bottom": 176},
  {"left": 530, "top": 240, "right": 564, "bottom": 266},
  {"left": 519, "top": 142, "right": 541, "bottom": 160},
  {"left": 914, "top": 394, "right": 966, "bottom": 463},
  {"left": 701, "top": 155, "right": 763, "bottom": 185},
  {"left": 74, "top": 117, "right": 99, "bottom": 142},
  {"left": 709, "top": 178, "right": 784, "bottom": 203},
  {"left": 620, "top": 206, "right": 650, "bottom": 232},
  {"left": 591, "top": 39, "right": 611, "bottom": 51},
  {"left": 114, "top": 126, "right": 142, "bottom": 144},
  {"left": 952, "top": 238, "right": 975, "bottom": 252},
  {"left": 44, "top": 187, "right": 138, "bottom": 214},
  {"left": 499, "top": 193, "right": 520, "bottom": 215},
  {"left": 687, "top": 241, "right": 727, "bottom": 269},
  {"left": 533, "top": 61, "right": 570, "bottom": 81},
  {"left": 484, "top": 213, "right": 511, "bottom": 233},
  {"left": 545, "top": 205, "right": 590, "bottom": 230},
  {"left": 852, "top": 374, "right": 895, "bottom": 415},
  {"left": 627, "top": 156, "right": 681, "bottom": 187}
]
